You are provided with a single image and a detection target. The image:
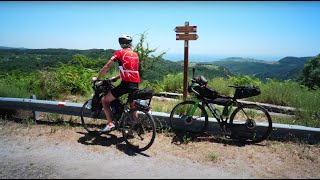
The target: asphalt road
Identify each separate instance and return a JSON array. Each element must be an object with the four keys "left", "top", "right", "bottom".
[{"left": 0, "top": 132, "right": 253, "bottom": 179}]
